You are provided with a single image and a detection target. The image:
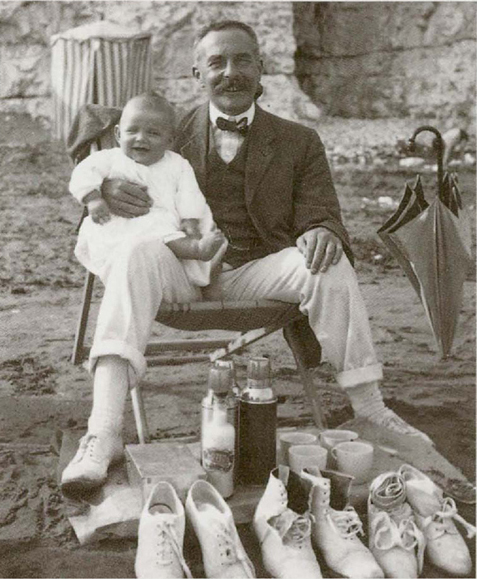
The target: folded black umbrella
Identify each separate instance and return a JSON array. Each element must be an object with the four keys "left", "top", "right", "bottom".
[{"left": 378, "top": 126, "right": 473, "bottom": 358}]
